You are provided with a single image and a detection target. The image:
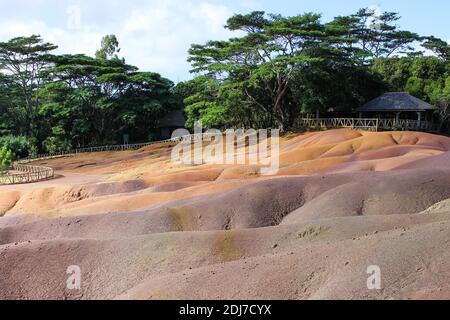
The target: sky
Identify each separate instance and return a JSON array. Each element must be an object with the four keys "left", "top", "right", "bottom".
[{"left": 0, "top": 0, "right": 449, "bottom": 82}]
